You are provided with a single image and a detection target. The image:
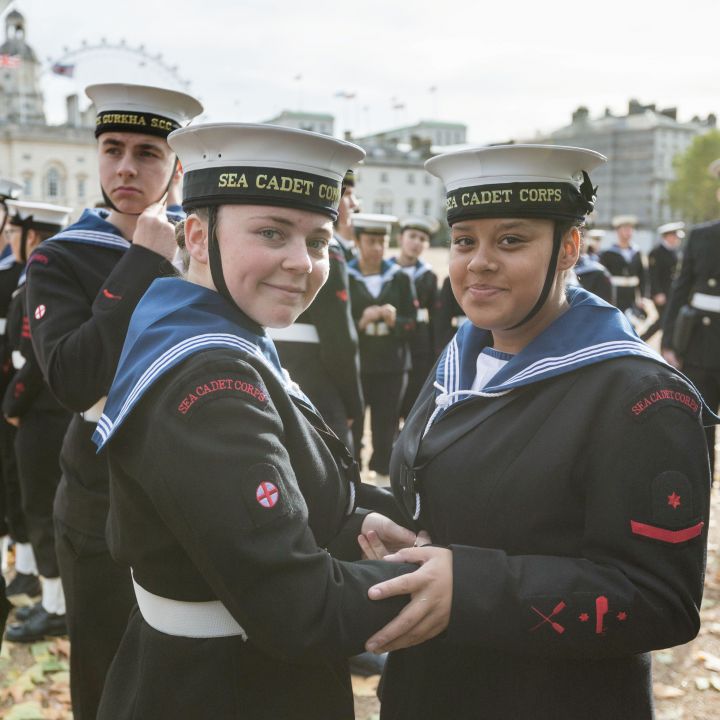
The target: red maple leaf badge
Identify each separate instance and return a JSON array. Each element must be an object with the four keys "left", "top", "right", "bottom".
[
  {"left": 578, "top": 613, "right": 589, "bottom": 622},
  {"left": 667, "top": 492, "right": 681, "bottom": 510},
  {"left": 617, "top": 611, "right": 628, "bottom": 621}
]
